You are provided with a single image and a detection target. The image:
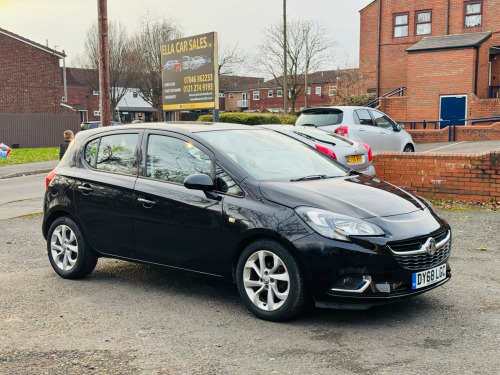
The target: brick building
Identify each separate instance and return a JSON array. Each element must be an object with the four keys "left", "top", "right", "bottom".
[
  {"left": 359, "top": 0, "right": 500, "bottom": 124},
  {"left": 0, "top": 28, "right": 80, "bottom": 148}
]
